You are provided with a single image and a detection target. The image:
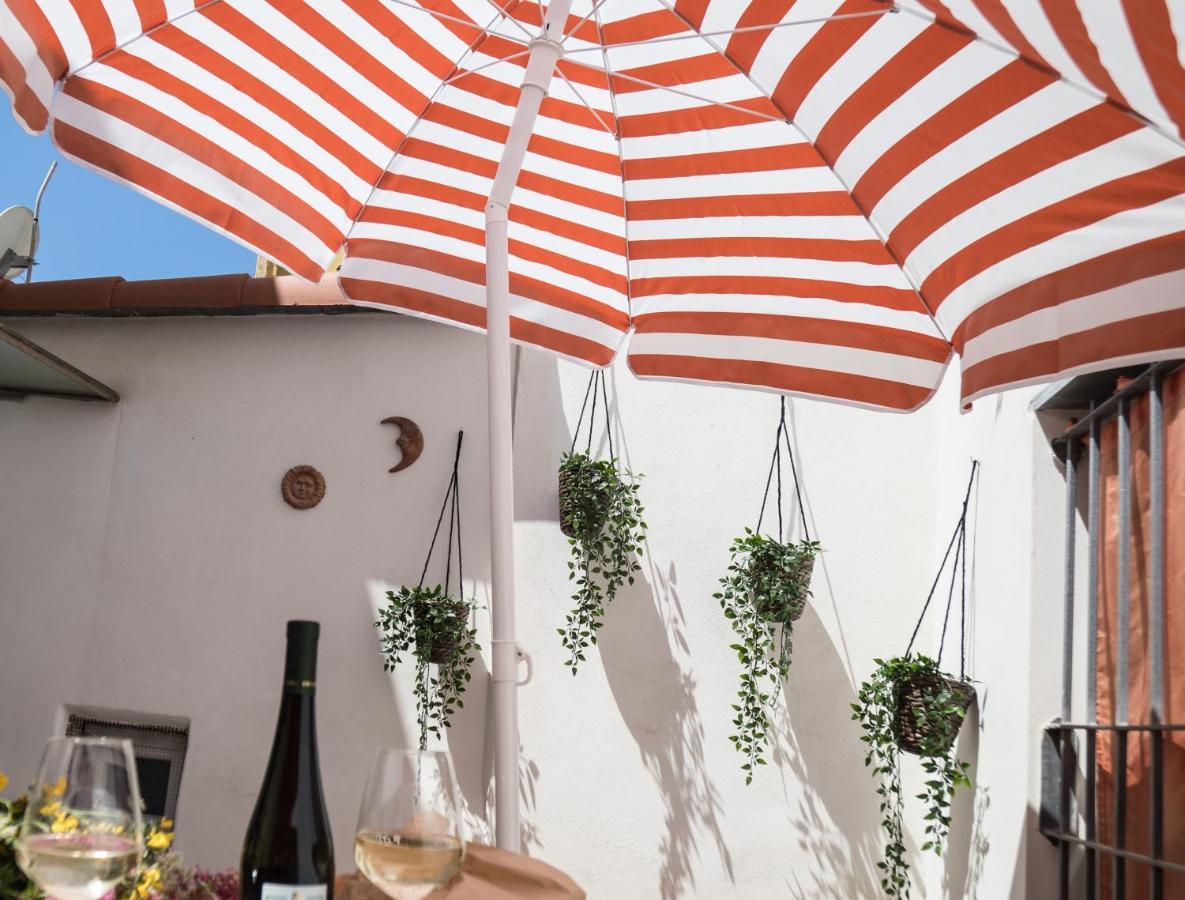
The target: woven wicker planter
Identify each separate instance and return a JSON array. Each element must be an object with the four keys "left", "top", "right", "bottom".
[
  {"left": 413, "top": 597, "right": 469, "bottom": 666},
  {"left": 750, "top": 555, "right": 815, "bottom": 623},
  {"left": 892, "top": 673, "right": 975, "bottom": 756},
  {"left": 558, "top": 465, "right": 611, "bottom": 540}
]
